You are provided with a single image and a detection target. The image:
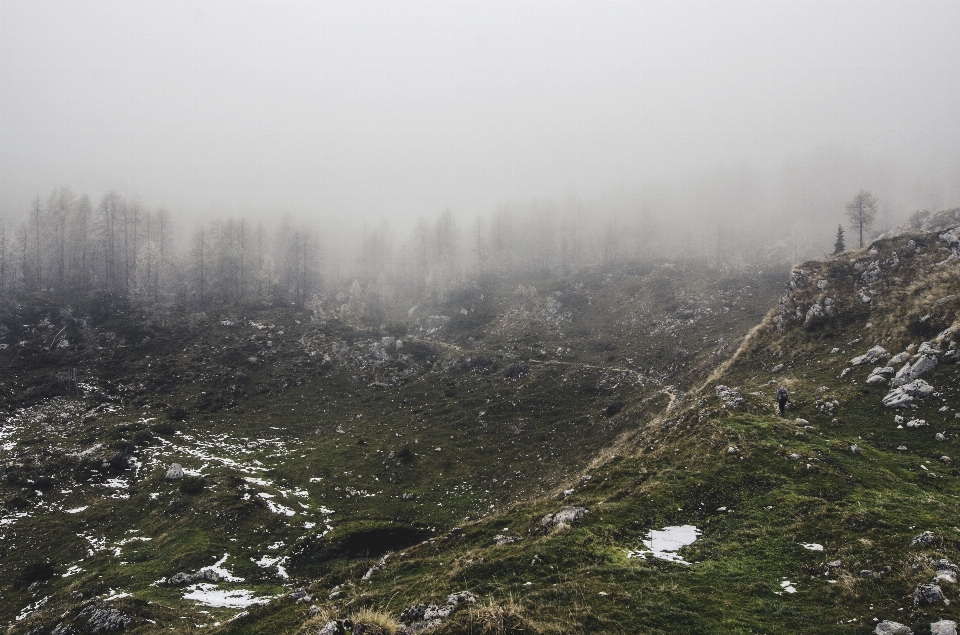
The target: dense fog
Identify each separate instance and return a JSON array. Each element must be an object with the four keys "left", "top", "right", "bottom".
[{"left": 2, "top": 1, "right": 960, "bottom": 300}]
